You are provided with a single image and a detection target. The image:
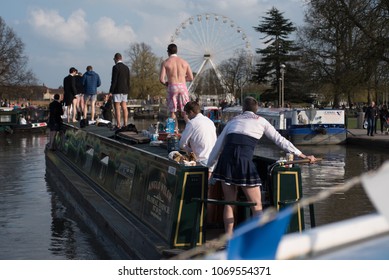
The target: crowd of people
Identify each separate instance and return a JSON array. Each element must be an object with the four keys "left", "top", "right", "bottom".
[
  {"left": 364, "top": 101, "right": 389, "bottom": 136},
  {"left": 58, "top": 52, "right": 129, "bottom": 130}
]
